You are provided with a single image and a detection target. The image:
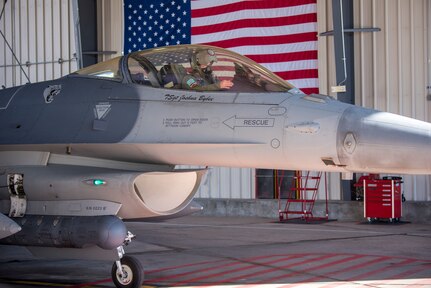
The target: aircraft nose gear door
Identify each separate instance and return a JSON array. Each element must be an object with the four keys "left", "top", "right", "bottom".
[
  {"left": 8, "top": 174, "right": 26, "bottom": 217},
  {"left": 112, "top": 231, "right": 144, "bottom": 288}
]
